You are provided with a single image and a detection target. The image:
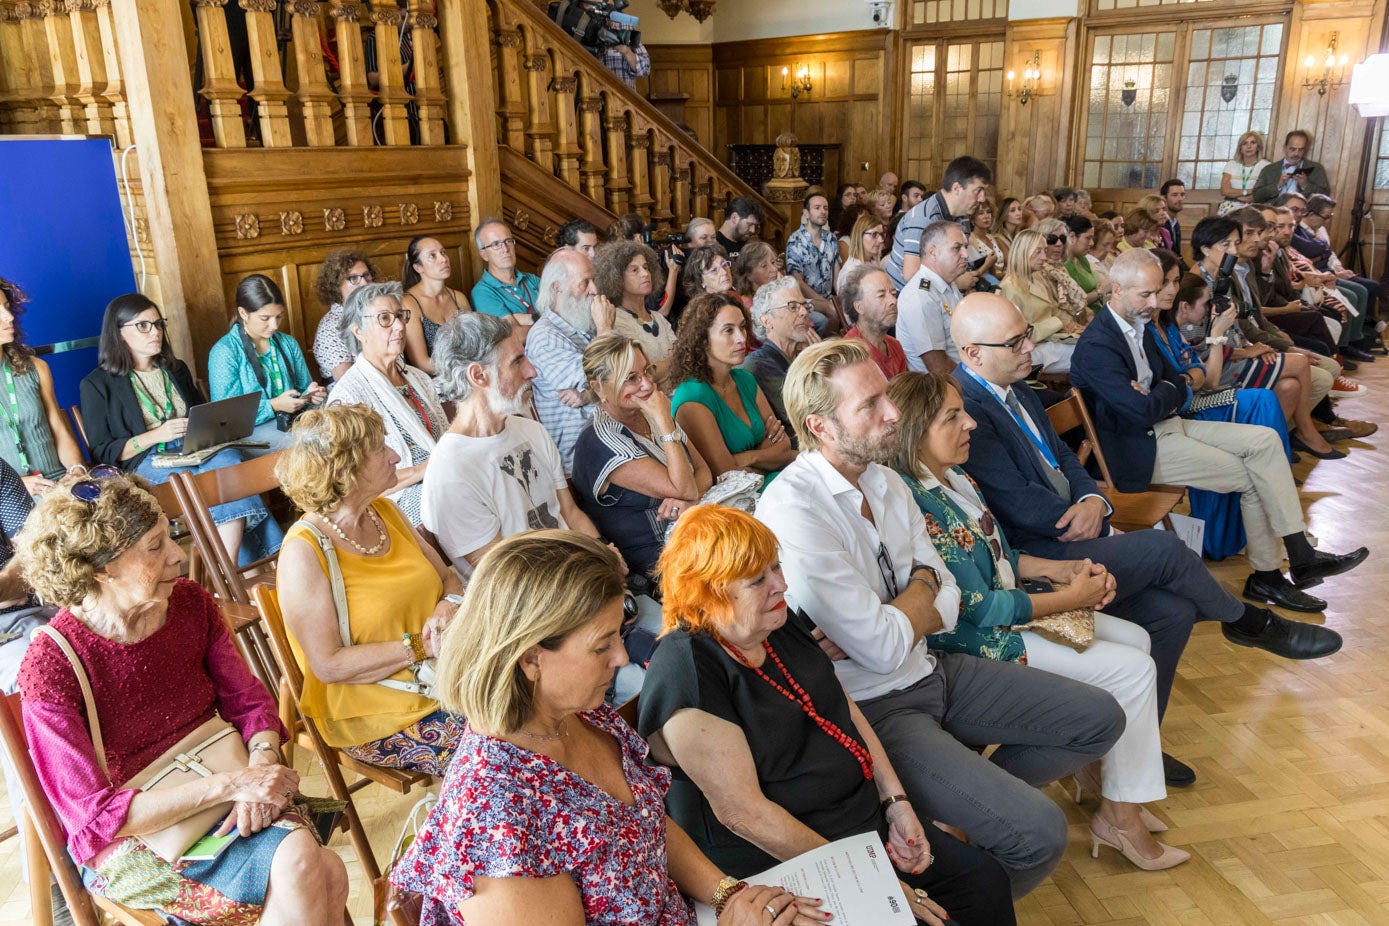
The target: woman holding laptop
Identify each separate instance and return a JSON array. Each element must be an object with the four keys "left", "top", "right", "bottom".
[{"left": 79, "top": 293, "right": 281, "bottom": 565}]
